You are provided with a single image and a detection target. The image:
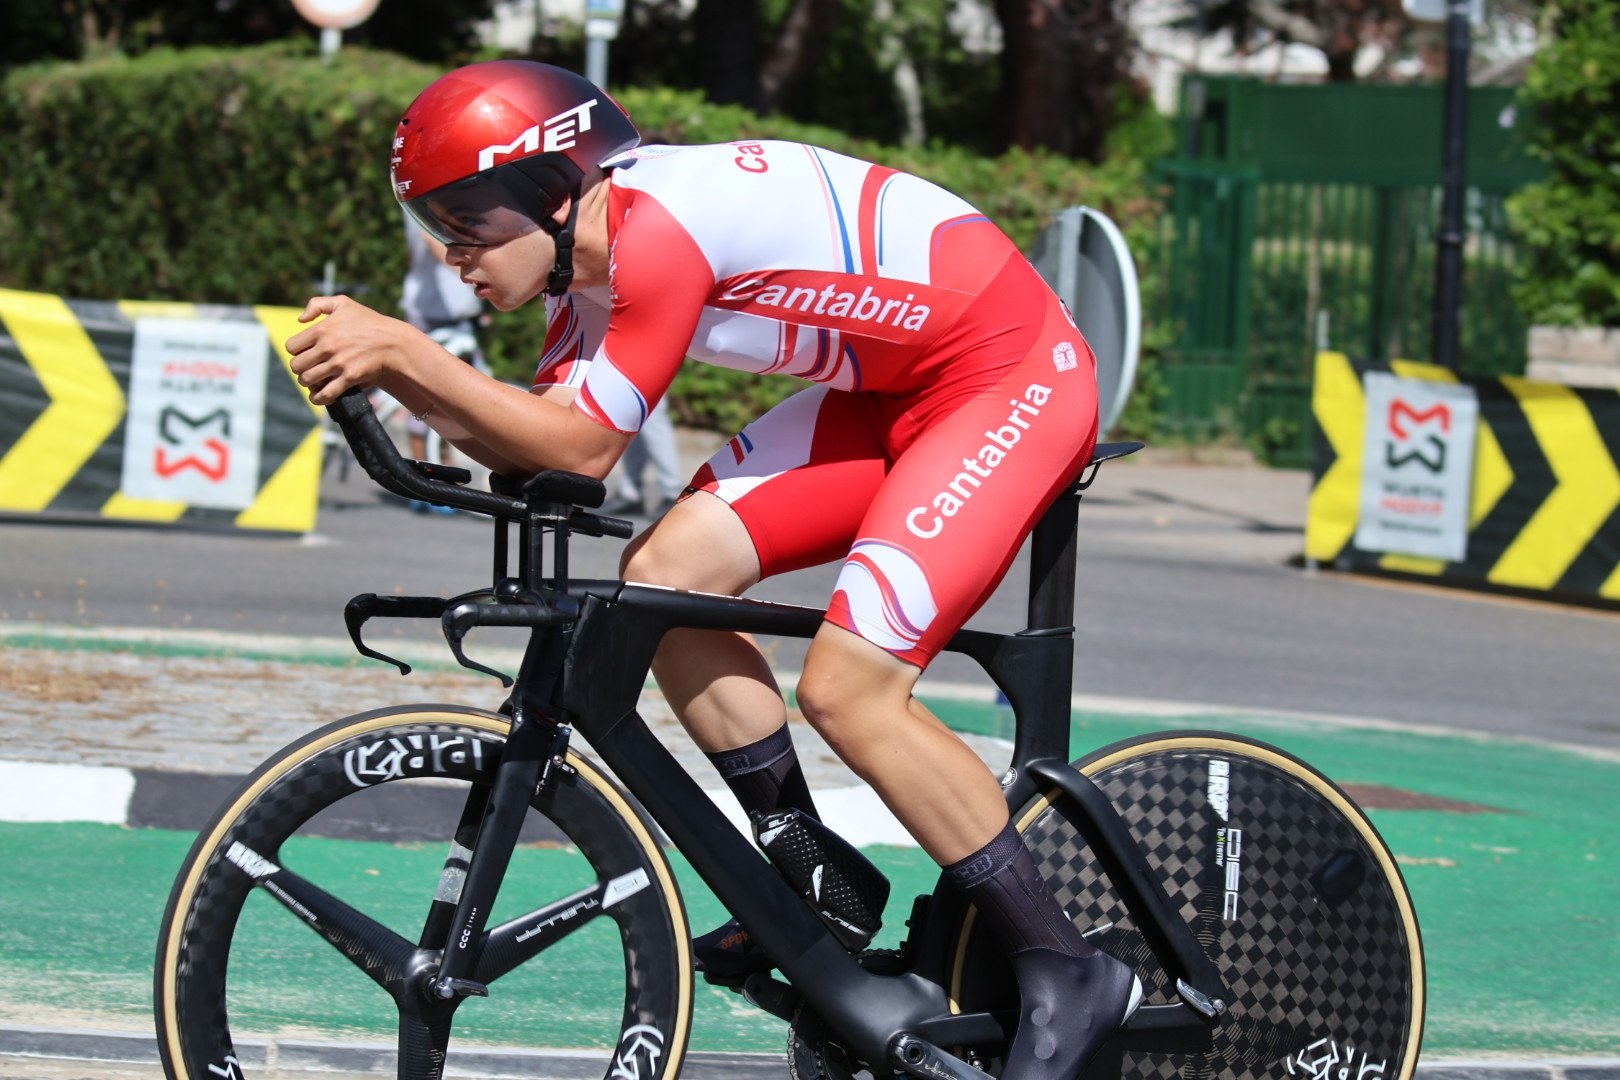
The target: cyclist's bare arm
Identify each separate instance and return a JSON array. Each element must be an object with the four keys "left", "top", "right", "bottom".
[
  {"left": 434, "top": 385, "right": 601, "bottom": 477},
  {"left": 288, "top": 295, "right": 630, "bottom": 479}
]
